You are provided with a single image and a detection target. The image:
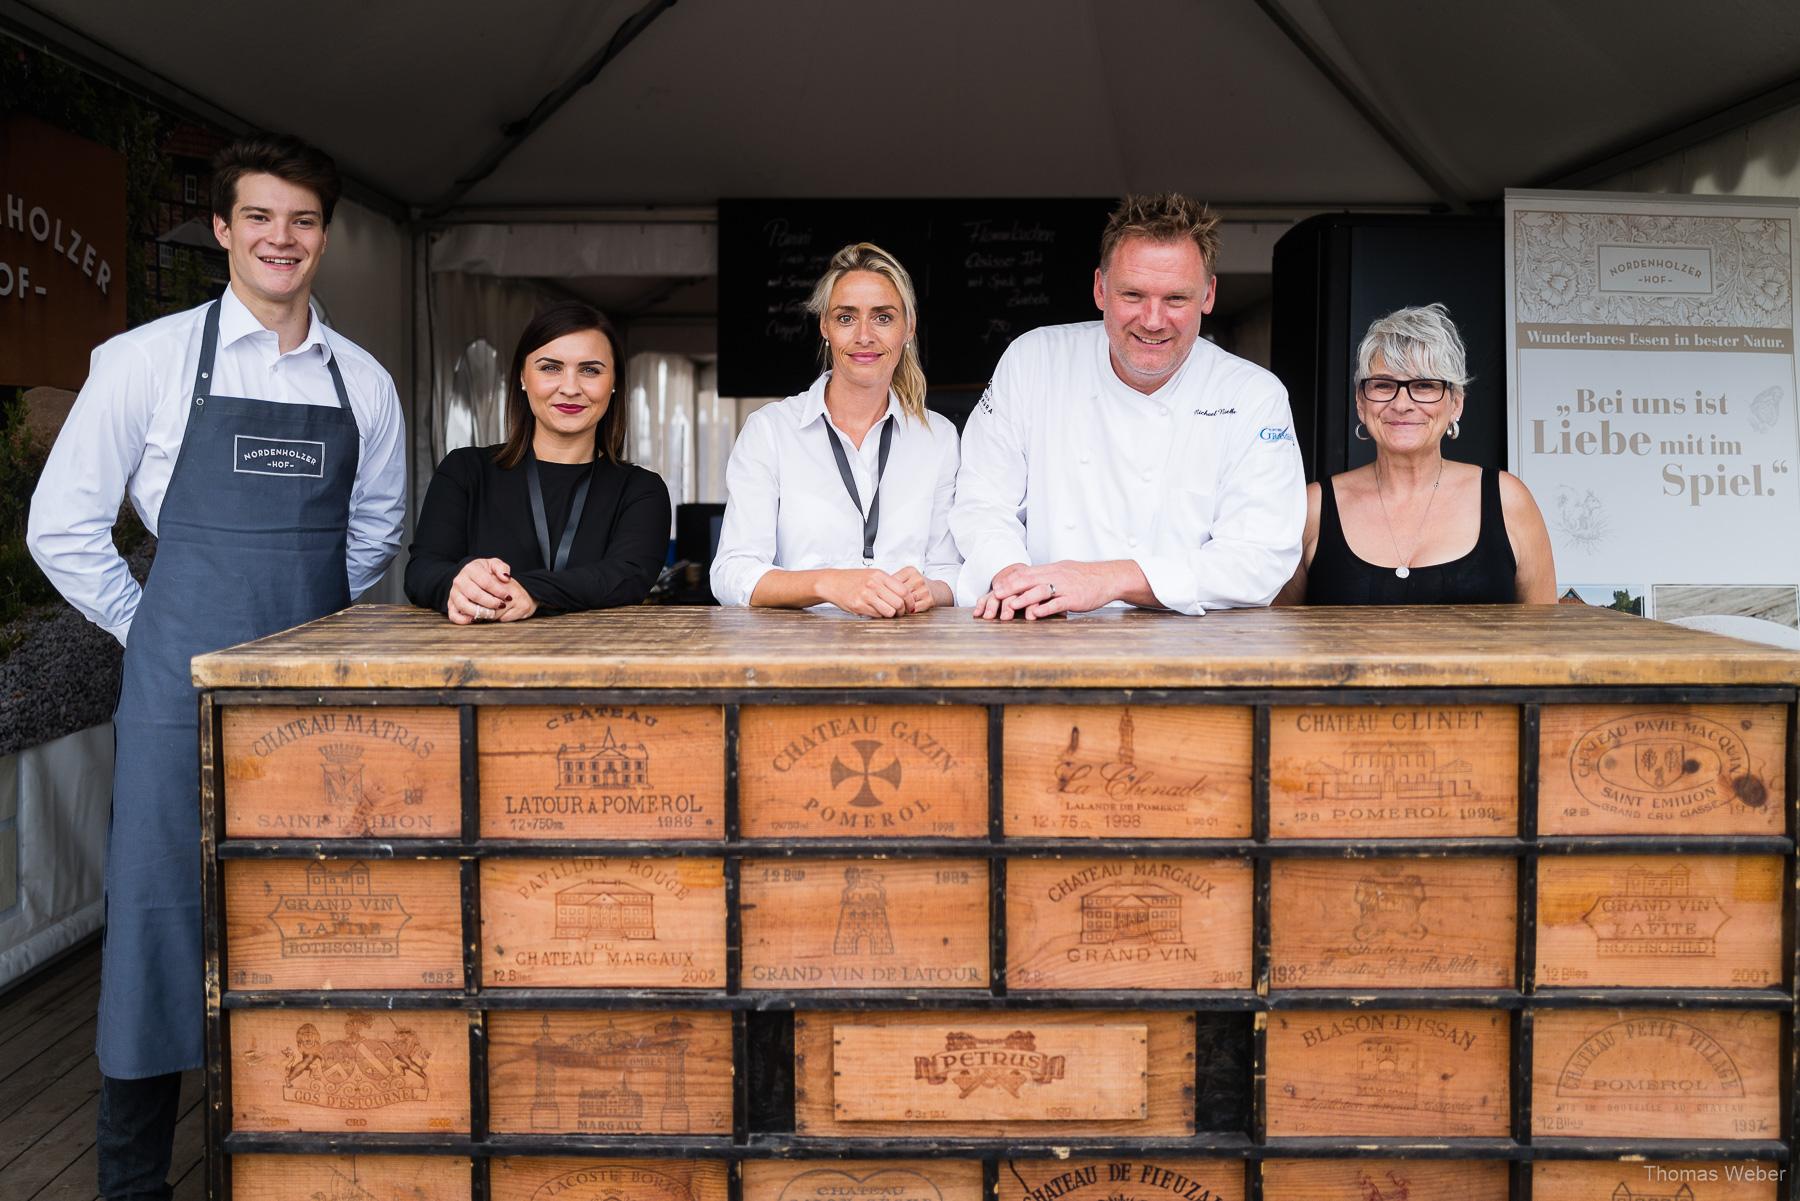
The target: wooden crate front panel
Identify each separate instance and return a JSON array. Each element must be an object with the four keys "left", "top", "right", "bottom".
[
  {"left": 233, "top": 1154, "right": 471, "bottom": 1200},
  {"left": 744, "top": 1161, "right": 984, "bottom": 1201},
  {"left": 831, "top": 1023, "right": 1147, "bottom": 1121},
  {"left": 741, "top": 859, "right": 989, "bottom": 990},
  {"left": 229, "top": 1008, "right": 470, "bottom": 1133},
  {"left": 488, "top": 1010, "right": 731, "bottom": 1134},
  {"left": 1003, "top": 705, "right": 1252, "bottom": 838},
  {"left": 1268, "top": 859, "right": 1516, "bottom": 990},
  {"left": 223, "top": 858, "right": 461, "bottom": 991},
  {"left": 738, "top": 705, "right": 987, "bottom": 838},
  {"left": 1268, "top": 705, "right": 1518, "bottom": 838},
  {"left": 478, "top": 704, "right": 724, "bottom": 840},
  {"left": 1537, "top": 856, "right": 1785, "bottom": 988},
  {"left": 1264, "top": 1009, "right": 1510, "bottom": 1136},
  {"left": 1533, "top": 1162, "right": 1782, "bottom": 1201},
  {"left": 1005, "top": 857, "right": 1252, "bottom": 991},
  {"left": 481, "top": 858, "right": 726, "bottom": 989},
  {"left": 1261, "top": 1160, "right": 1508, "bottom": 1201},
  {"left": 795, "top": 1009, "right": 1193, "bottom": 1137},
  {"left": 491, "top": 1159, "right": 729, "bottom": 1201},
  {"left": 1539, "top": 704, "right": 1788, "bottom": 835},
  {"left": 222, "top": 706, "right": 460, "bottom": 838},
  {"left": 1000, "top": 1160, "right": 1244, "bottom": 1201},
  {"left": 1531, "top": 1009, "right": 1782, "bottom": 1139}
]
